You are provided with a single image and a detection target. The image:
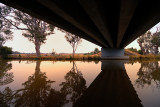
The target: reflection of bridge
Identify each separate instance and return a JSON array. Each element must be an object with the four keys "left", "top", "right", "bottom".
[
  {"left": 1, "top": 0, "right": 160, "bottom": 58},
  {"left": 74, "top": 61, "right": 143, "bottom": 107}
]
